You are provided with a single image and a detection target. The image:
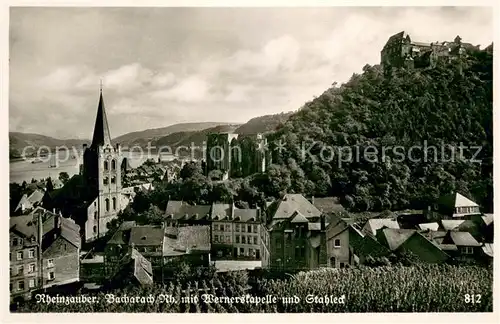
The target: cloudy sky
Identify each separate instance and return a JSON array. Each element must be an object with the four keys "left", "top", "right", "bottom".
[{"left": 9, "top": 7, "right": 493, "bottom": 139}]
